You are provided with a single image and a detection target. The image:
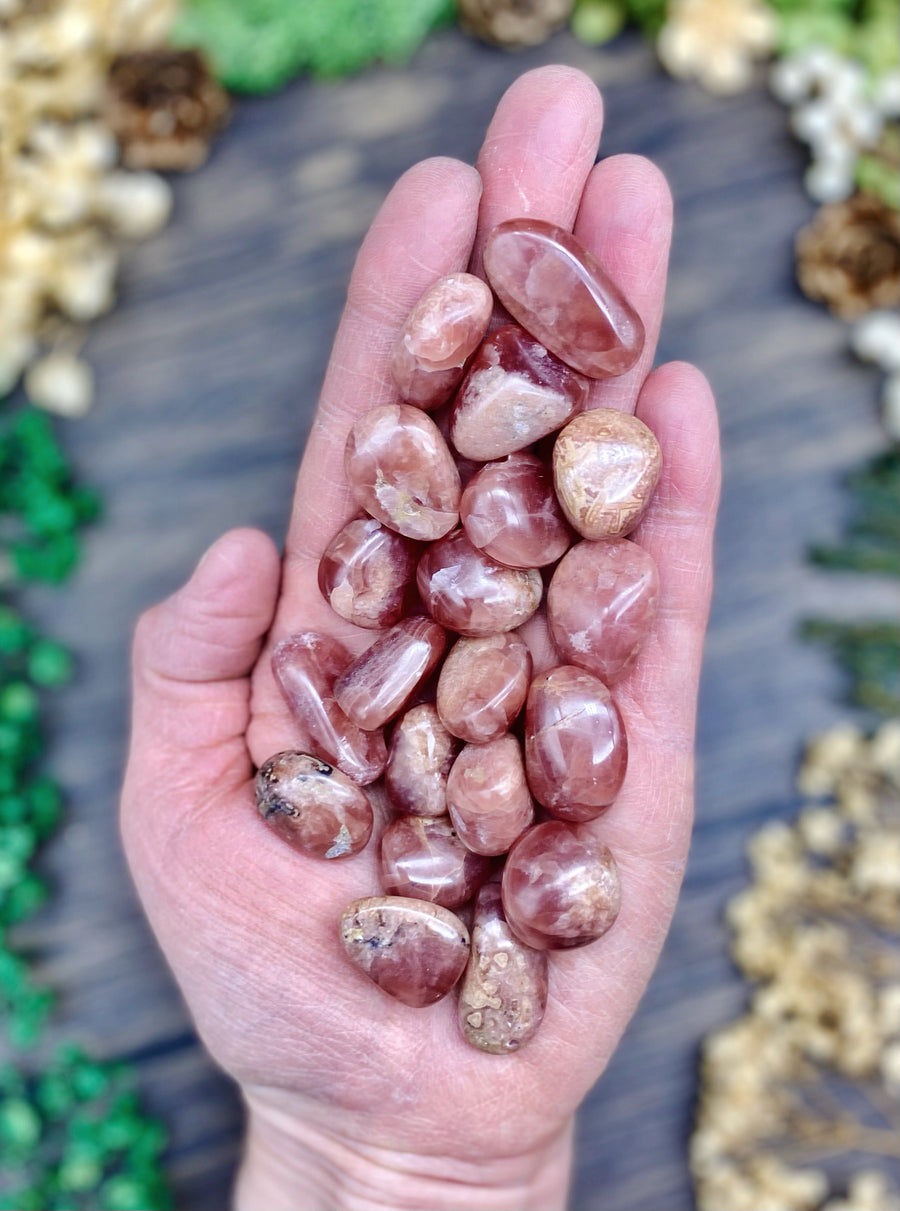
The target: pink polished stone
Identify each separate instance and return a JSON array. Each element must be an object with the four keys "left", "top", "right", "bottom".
[
  {"left": 340, "top": 896, "right": 470, "bottom": 1007},
  {"left": 380, "top": 815, "right": 491, "bottom": 909},
  {"left": 553, "top": 409, "right": 662, "bottom": 540},
  {"left": 436, "top": 633, "right": 531, "bottom": 744},
  {"left": 501, "top": 821, "right": 621, "bottom": 950},
  {"left": 391, "top": 273, "right": 493, "bottom": 410},
  {"left": 333, "top": 616, "right": 447, "bottom": 731},
  {"left": 272, "top": 633, "right": 386, "bottom": 785},
  {"left": 417, "top": 530, "right": 542, "bottom": 637},
  {"left": 483, "top": 219, "right": 644, "bottom": 379},
  {"left": 318, "top": 518, "right": 418, "bottom": 629},
  {"left": 458, "top": 882, "right": 548, "bottom": 1054},
  {"left": 385, "top": 703, "right": 460, "bottom": 817},
  {"left": 345, "top": 404, "right": 460, "bottom": 541},
  {"left": 460, "top": 451, "right": 571, "bottom": 569},
  {"left": 446, "top": 735, "right": 534, "bottom": 856},
  {"left": 255, "top": 751, "right": 373, "bottom": 859},
  {"left": 524, "top": 666, "right": 627, "bottom": 821},
  {"left": 547, "top": 539, "right": 659, "bottom": 683},
  {"left": 450, "top": 324, "right": 589, "bottom": 461}
]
